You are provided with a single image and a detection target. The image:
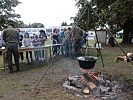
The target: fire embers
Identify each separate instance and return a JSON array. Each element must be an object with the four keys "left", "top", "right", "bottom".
[
  {"left": 116, "top": 52, "right": 133, "bottom": 62},
  {"left": 63, "top": 71, "right": 122, "bottom": 99}
]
